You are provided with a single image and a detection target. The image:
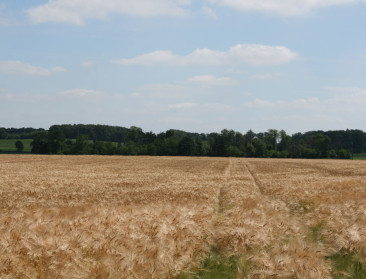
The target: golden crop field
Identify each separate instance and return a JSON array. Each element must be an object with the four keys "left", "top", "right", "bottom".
[{"left": 1, "top": 155, "right": 366, "bottom": 278}]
